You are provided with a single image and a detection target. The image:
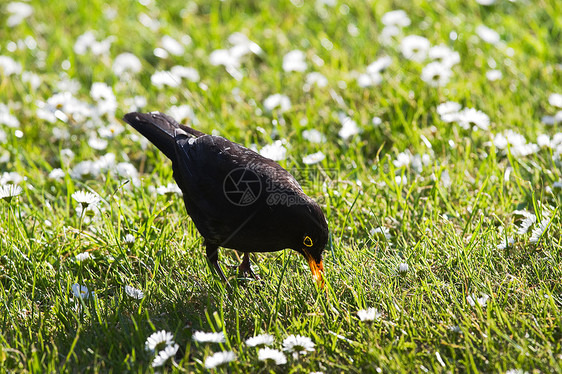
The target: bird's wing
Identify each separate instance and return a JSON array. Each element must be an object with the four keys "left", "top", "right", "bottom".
[{"left": 172, "top": 134, "right": 302, "bottom": 214}]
